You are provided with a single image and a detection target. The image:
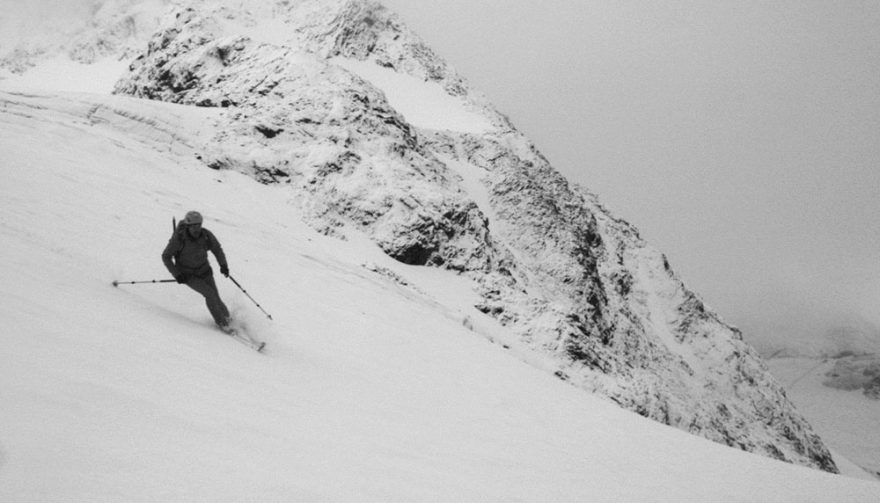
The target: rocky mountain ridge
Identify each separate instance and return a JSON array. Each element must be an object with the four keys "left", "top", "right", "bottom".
[{"left": 4, "top": 0, "right": 838, "bottom": 472}]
